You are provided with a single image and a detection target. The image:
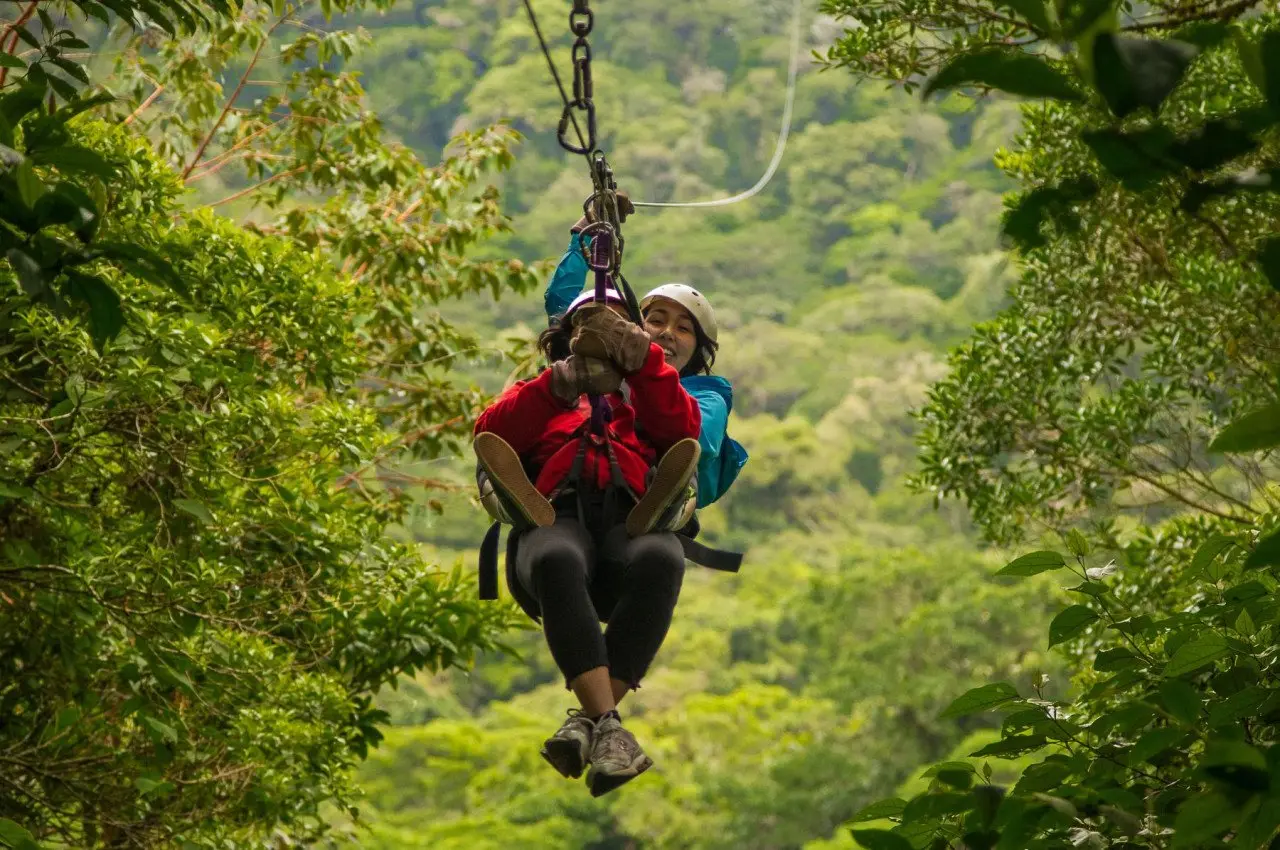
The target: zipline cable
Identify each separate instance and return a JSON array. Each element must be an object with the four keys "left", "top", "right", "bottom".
[
  {"left": 520, "top": 0, "right": 804, "bottom": 211},
  {"left": 632, "top": 0, "right": 804, "bottom": 209}
]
